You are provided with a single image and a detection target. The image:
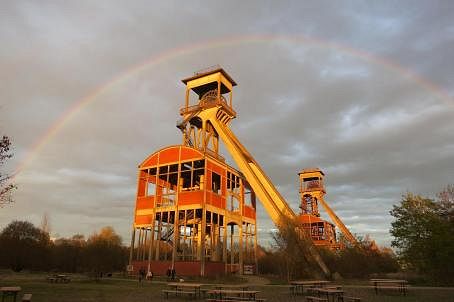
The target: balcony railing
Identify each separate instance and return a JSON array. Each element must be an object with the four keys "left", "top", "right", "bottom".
[{"left": 180, "top": 98, "right": 236, "bottom": 117}]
